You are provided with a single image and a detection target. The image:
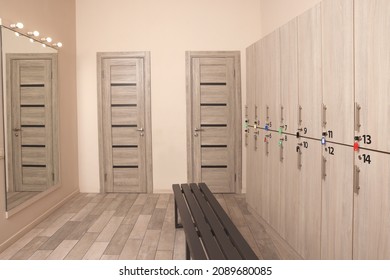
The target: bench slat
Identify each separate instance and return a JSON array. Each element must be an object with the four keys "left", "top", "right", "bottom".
[
  {"left": 181, "top": 184, "right": 226, "bottom": 260},
  {"left": 172, "top": 184, "right": 207, "bottom": 260},
  {"left": 190, "top": 183, "right": 242, "bottom": 259},
  {"left": 199, "top": 183, "right": 258, "bottom": 260}
]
